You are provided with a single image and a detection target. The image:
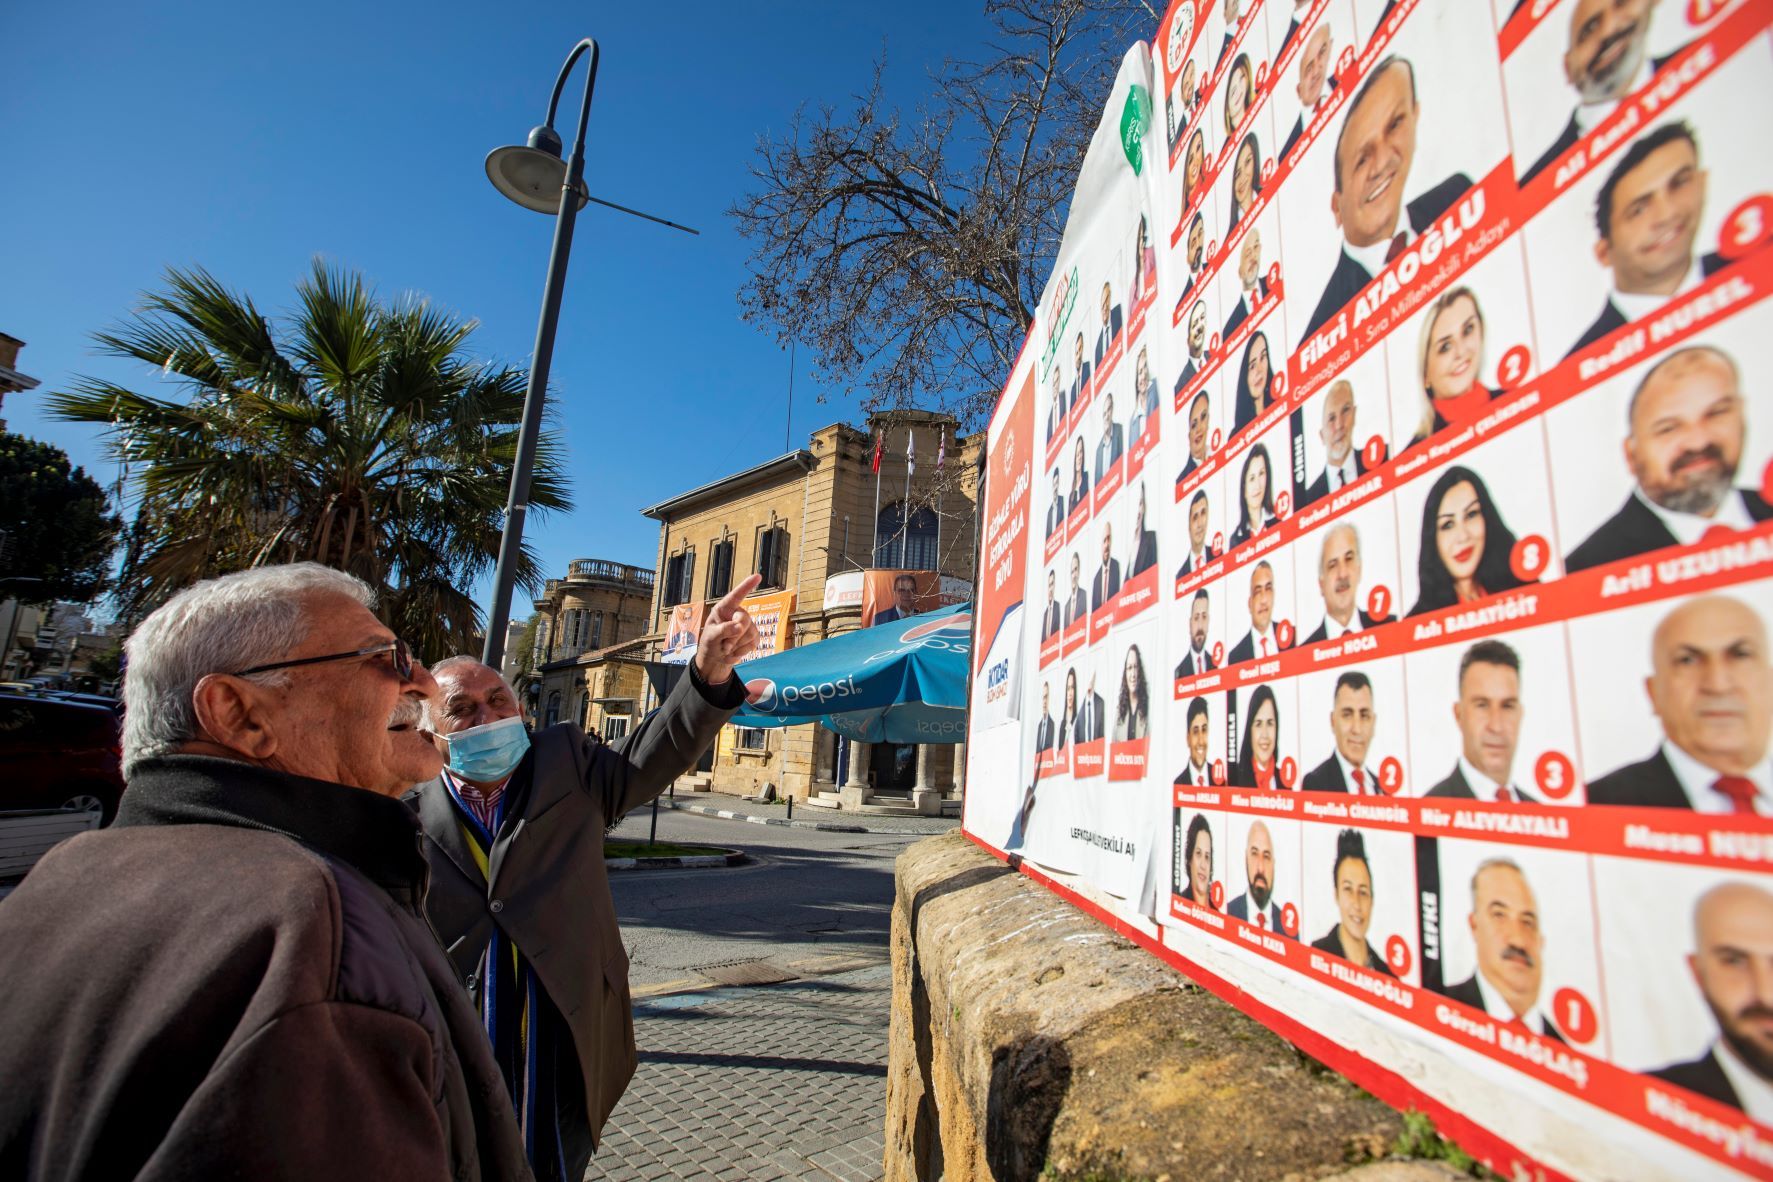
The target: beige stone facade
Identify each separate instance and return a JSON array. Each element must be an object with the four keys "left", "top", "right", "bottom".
[
  {"left": 640, "top": 410, "right": 979, "bottom": 809},
  {"left": 528, "top": 560, "right": 656, "bottom": 740}
]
